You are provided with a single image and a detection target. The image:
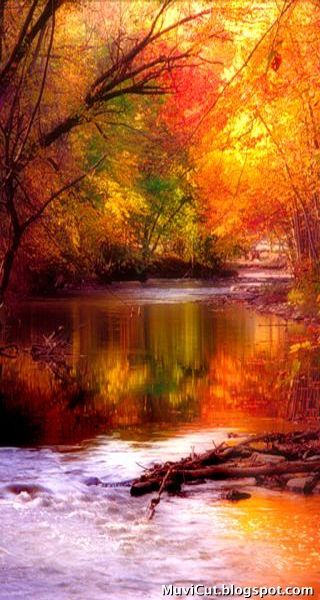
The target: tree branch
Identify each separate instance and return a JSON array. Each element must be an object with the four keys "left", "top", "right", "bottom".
[
  {"left": 0, "top": 0, "right": 64, "bottom": 98},
  {"left": 13, "top": 0, "right": 56, "bottom": 168},
  {"left": 21, "top": 153, "right": 107, "bottom": 231},
  {"left": 40, "top": 4, "right": 212, "bottom": 148}
]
